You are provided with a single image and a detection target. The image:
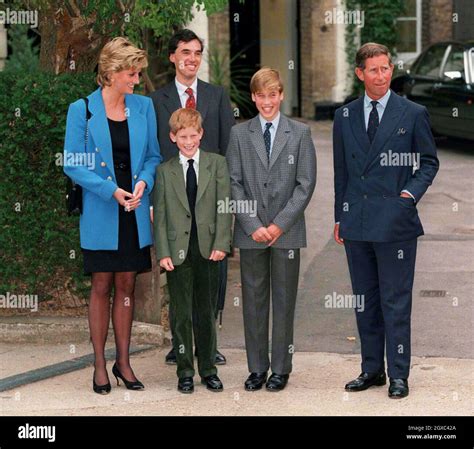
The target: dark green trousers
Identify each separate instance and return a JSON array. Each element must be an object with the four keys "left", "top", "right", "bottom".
[{"left": 166, "top": 236, "right": 218, "bottom": 379}]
